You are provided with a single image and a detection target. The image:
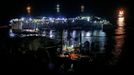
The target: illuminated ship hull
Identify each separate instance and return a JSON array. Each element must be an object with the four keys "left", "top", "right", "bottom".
[{"left": 9, "top": 16, "right": 113, "bottom": 34}]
